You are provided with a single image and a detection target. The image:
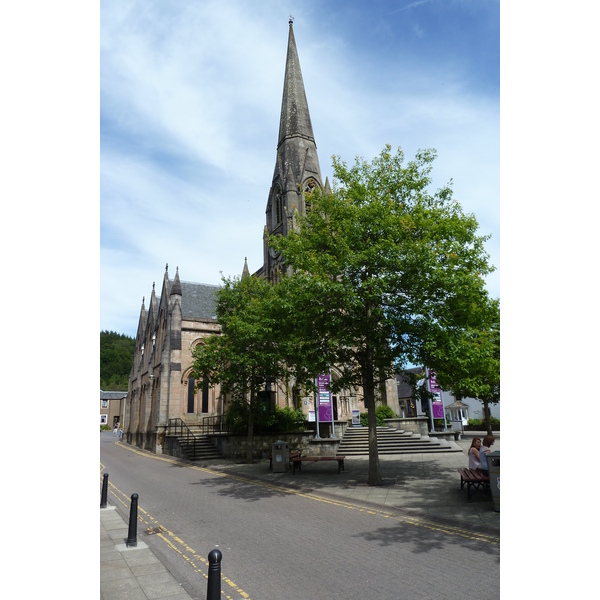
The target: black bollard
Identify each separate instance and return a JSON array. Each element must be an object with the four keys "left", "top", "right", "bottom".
[
  {"left": 126, "top": 493, "right": 139, "bottom": 547},
  {"left": 206, "top": 549, "right": 222, "bottom": 600},
  {"left": 100, "top": 473, "right": 109, "bottom": 508}
]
